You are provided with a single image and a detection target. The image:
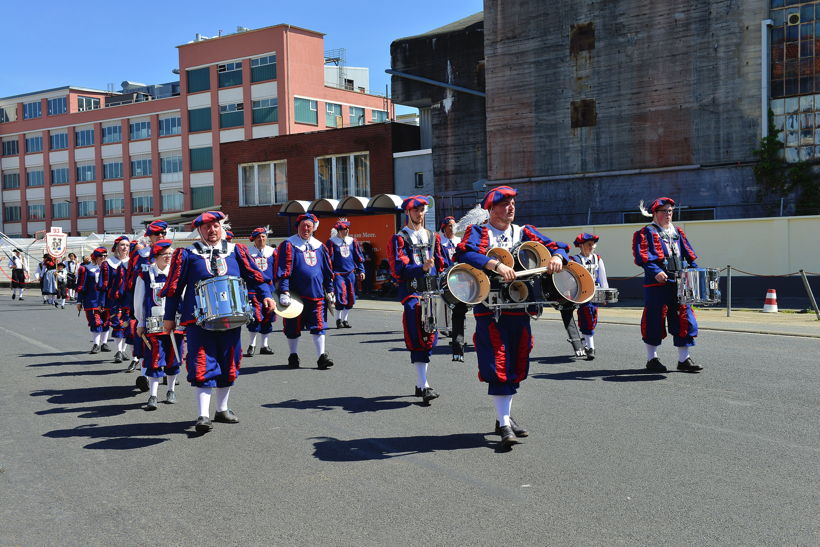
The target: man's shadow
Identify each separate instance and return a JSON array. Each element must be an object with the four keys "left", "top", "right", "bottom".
[
  {"left": 43, "top": 420, "right": 194, "bottom": 449},
  {"left": 38, "top": 369, "right": 123, "bottom": 378},
  {"left": 264, "top": 394, "right": 412, "bottom": 414},
  {"left": 31, "top": 385, "right": 142, "bottom": 405},
  {"left": 311, "top": 433, "right": 491, "bottom": 461},
  {"left": 532, "top": 368, "right": 666, "bottom": 382}
]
